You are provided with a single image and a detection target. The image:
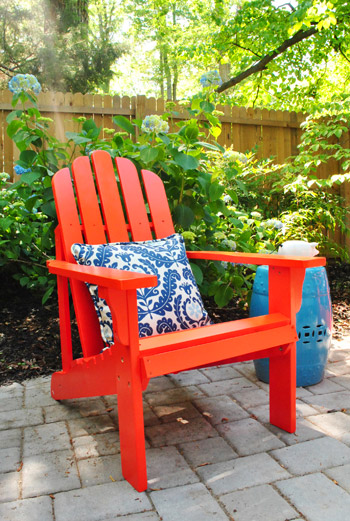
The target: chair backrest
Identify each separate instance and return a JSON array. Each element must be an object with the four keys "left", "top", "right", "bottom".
[{"left": 52, "top": 150, "right": 175, "bottom": 357}]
